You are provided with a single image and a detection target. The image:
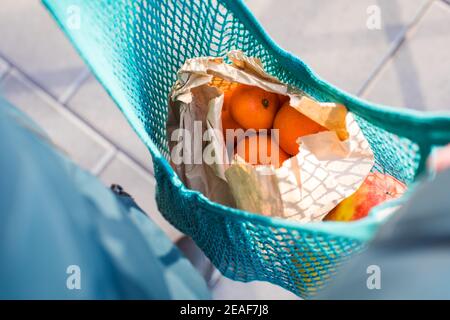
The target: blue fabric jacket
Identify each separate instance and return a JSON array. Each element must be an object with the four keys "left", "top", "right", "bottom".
[{"left": 0, "top": 97, "right": 210, "bottom": 299}]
